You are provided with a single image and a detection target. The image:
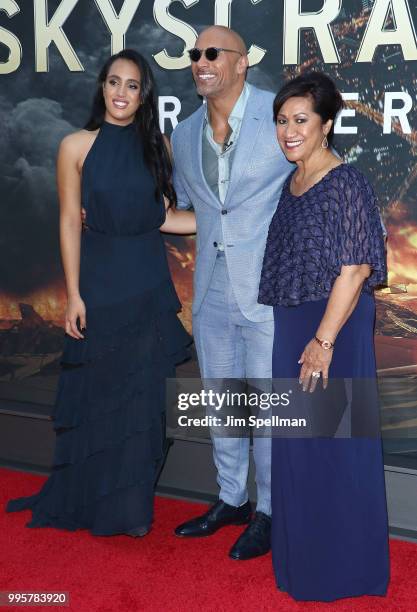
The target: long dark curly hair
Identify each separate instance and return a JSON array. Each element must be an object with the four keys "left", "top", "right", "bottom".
[{"left": 84, "top": 49, "right": 176, "bottom": 208}]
